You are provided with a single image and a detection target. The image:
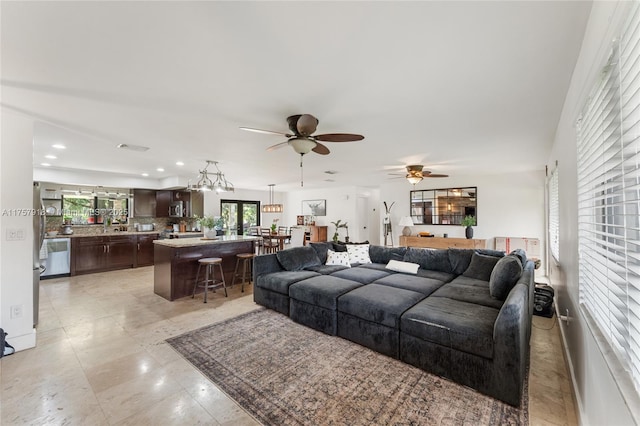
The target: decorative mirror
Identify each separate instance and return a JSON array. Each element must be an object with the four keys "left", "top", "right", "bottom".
[{"left": 410, "top": 187, "right": 477, "bottom": 225}]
